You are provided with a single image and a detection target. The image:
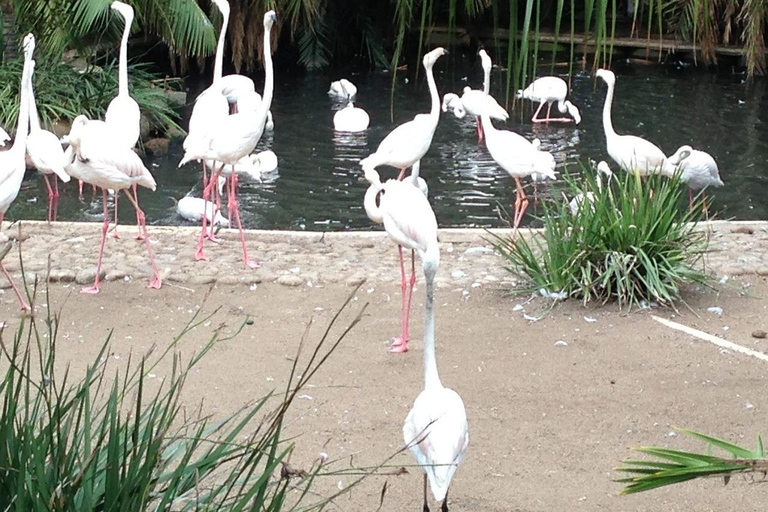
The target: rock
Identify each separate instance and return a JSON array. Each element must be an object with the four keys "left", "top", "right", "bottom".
[
  {"left": 50, "top": 270, "right": 76, "bottom": 283},
  {"left": 732, "top": 226, "right": 754, "bottom": 235},
  {"left": 143, "top": 138, "right": 170, "bottom": 156},
  {"left": 167, "top": 272, "right": 190, "bottom": 283},
  {"left": 105, "top": 268, "right": 130, "bottom": 281},
  {"left": 139, "top": 115, "right": 151, "bottom": 140},
  {"left": 345, "top": 274, "right": 366, "bottom": 287},
  {"left": 752, "top": 330, "right": 767, "bottom": 339},
  {"left": 164, "top": 90, "right": 187, "bottom": 106},
  {"left": 165, "top": 124, "right": 186, "bottom": 140},
  {"left": 189, "top": 275, "right": 216, "bottom": 285},
  {"left": 218, "top": 275, "right": 245, "bottom": 285},
  {"left": 76, "top": 268, "right": 105, "bottom": 285},
  {"left": 277, "top": 274, "right": 303, "bottom": 287},
  {"left": 52, "top": 119, "right": 72, "bottom": 138}
]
